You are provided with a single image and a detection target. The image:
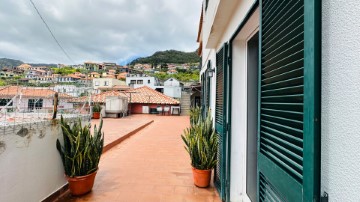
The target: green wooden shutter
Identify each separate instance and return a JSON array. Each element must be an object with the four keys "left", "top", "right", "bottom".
[
  {"left": 258, "top": 0, "right": 320, "bottom": 201},
  {"left": 215, "top": 43, "right": 228, "bottom": 201}
]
